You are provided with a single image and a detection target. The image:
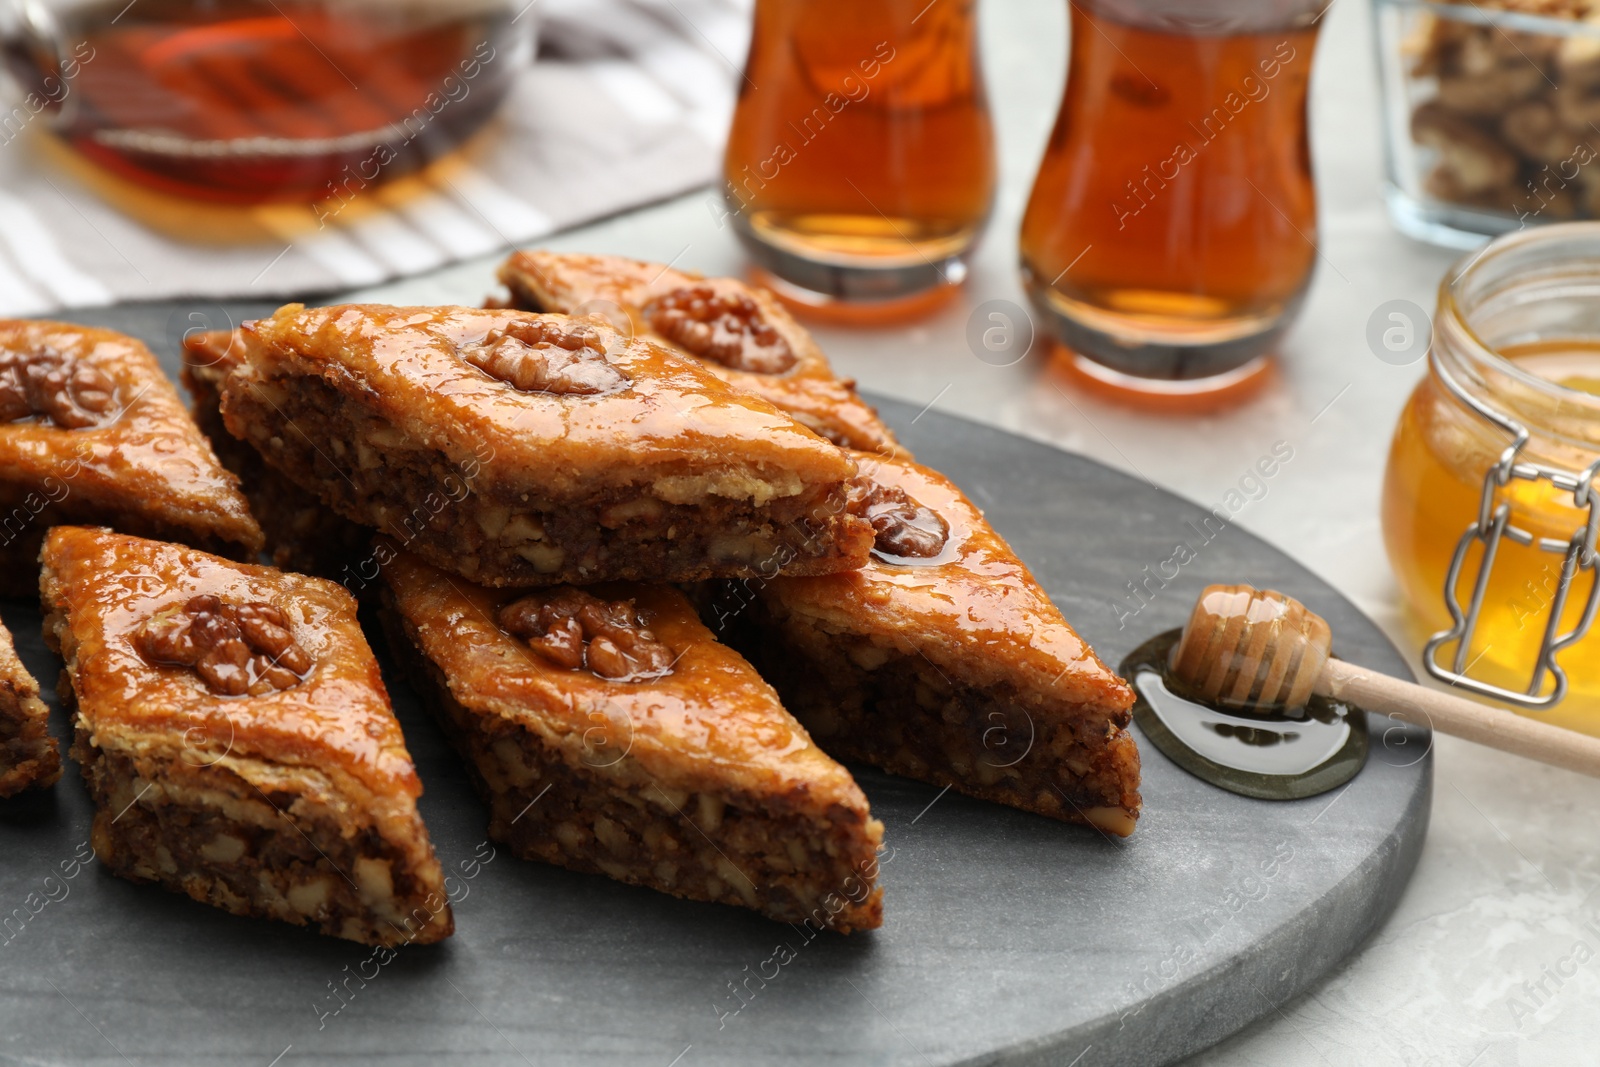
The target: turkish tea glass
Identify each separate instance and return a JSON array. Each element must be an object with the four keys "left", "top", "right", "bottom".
[
  {"left": 1020, "top": 0, "right": 1330, "bottom": 403},
  {"left": 0, "top": 0, "right": 535, "bottom": 202},
  {"left": 721, "top": 0, "right": 997, "bottom": 315}
]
